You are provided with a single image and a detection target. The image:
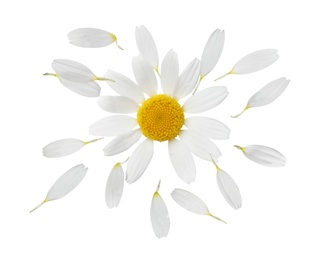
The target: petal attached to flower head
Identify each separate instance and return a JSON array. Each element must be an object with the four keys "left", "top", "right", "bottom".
[
  {"left": 67, "top": 28, "right": 117, "bottom": 48},
  {"left": 89, "top": 116, "right": 137, "bottom": 137},
  {"left": 168, "top": 139, "right": 196, "bottom": 184},
  {"left": 132, "top": 55, "right": 157, "bottom": 96},
  {"left": 126, "top": 139, "right": 154, "bottom": 184},
  {"left": 182, "top": 86, "right": 229, "bottom": 113},
  {"left": 105, "top": 70, "right": 144, "bottom": 104},
  {"left": 105, "top": 163, "right": 124, "bottom": 208},
  {"left": 43, "top": 139, "right": 84, "bottom": 158},
  {"left": 52, "top": 59, "right": 95, "bottom": 82},
  {"left": 161, "top": 49, "right": 179, "bottom": 97},
  {"left": 179, "top": 130, "right": 221, "bottom": 160},
  {"left": 135, "top": 25, "right": 159, "bottom": 70},
  {"left": 97, "top": 96, "right": 139, "bottom": 113},
  {"left": 185, "top": 117, "right": 230, "bottom": 140},
  {"left": 200, "top": 29, "right": 225, "bottom": 78},
  {"left": 58, "top": 77, "right": 101, "bottom": 97},
  {"left": 30, "top": 164, "right": 88, "bottom": 212},
  {"left": 150, "top": 181, "right": 170, "bottom": 238},
  {"left": 235, "top": 144, "right": 286, "bottom": 167},
  {"left": 174, "top": 58, "right": 200, "bottom": 100},
  {"left": 103, "top": 129, "right": 142, "bottom": 156}
]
